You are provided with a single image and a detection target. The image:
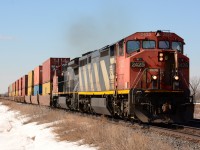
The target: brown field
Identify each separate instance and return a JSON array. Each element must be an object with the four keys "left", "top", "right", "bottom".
[{"left": 0, "top": 99, "right": 178, "bottom": 150}]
